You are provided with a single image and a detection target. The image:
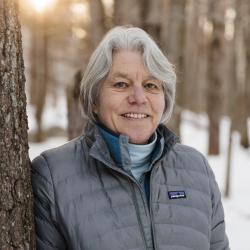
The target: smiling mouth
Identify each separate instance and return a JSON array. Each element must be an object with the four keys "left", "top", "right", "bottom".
[{"left": 121, "top": 113, "right": 149, "bottom": 119}]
